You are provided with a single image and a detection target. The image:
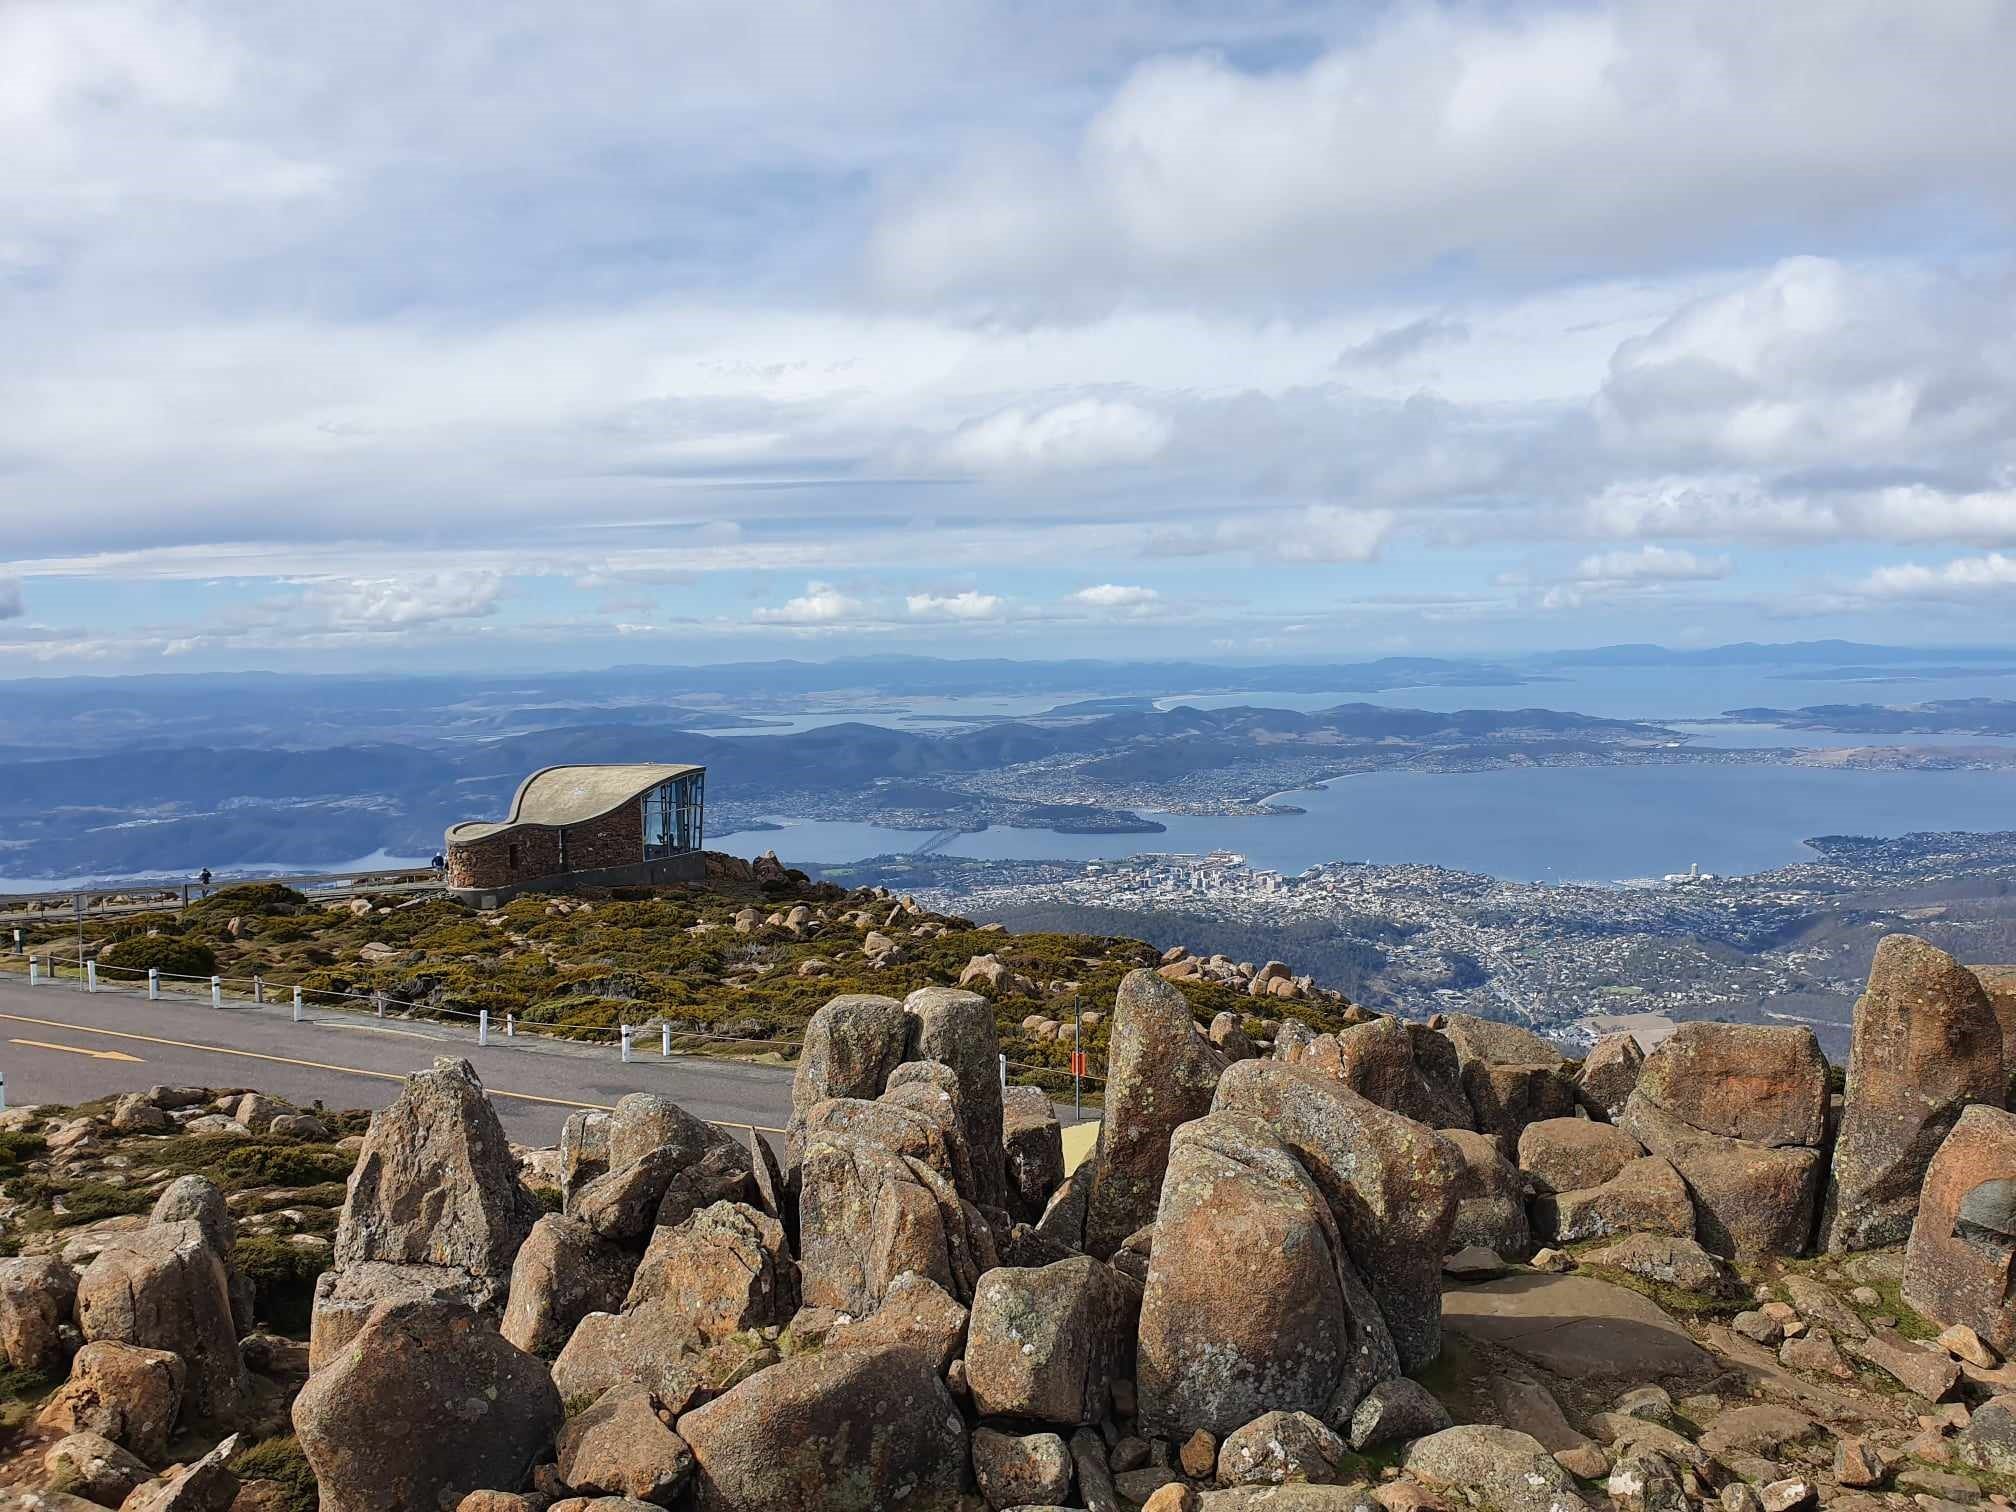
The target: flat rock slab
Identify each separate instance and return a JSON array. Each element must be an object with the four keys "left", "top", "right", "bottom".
[{"left": 1442, "top": 1274, "right": 1712, "bottom": 1383}]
